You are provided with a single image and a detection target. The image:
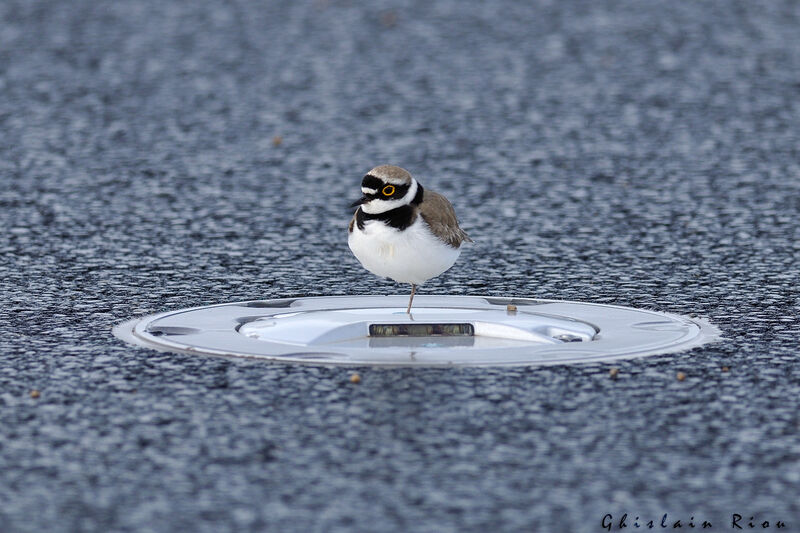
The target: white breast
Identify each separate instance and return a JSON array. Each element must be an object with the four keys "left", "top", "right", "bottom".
[{"left": 348, "top": 217, "right": 462, "bottom": 285}]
